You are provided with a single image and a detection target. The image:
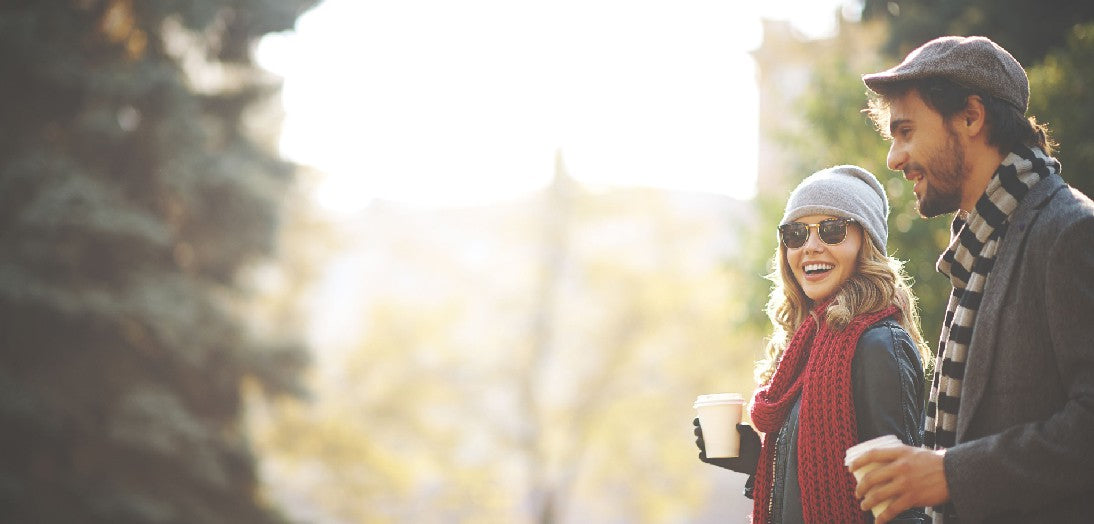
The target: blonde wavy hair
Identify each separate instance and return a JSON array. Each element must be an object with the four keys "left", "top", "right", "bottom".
[{"left": 754, "top": 227, "right": 929, "bottom": 385}]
